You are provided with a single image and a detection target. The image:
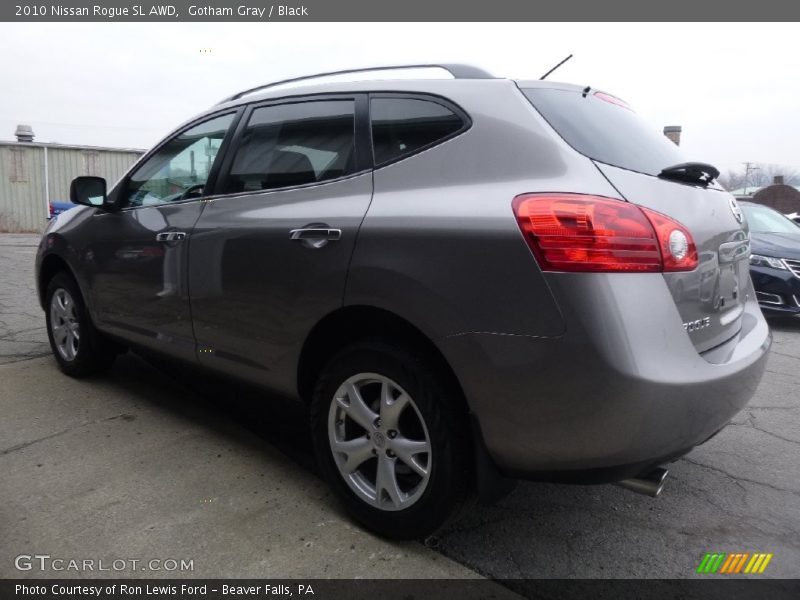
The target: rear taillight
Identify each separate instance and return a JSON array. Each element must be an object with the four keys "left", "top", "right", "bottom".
[{"left": 512, "top": 193, "right": 698, "bottom": 273}]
